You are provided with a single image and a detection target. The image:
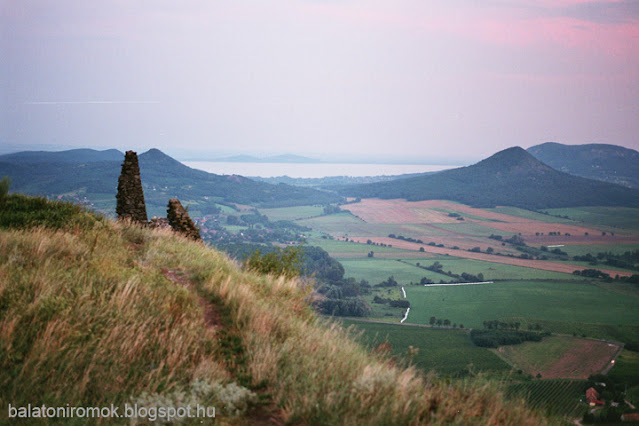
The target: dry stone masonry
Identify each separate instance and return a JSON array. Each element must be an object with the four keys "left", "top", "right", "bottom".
[
  {"left": 116, "top": 151, "right": 148, "bottom": 223},
  {"left": 167, "top": 198, "right": 201, "bottom": 240}
]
